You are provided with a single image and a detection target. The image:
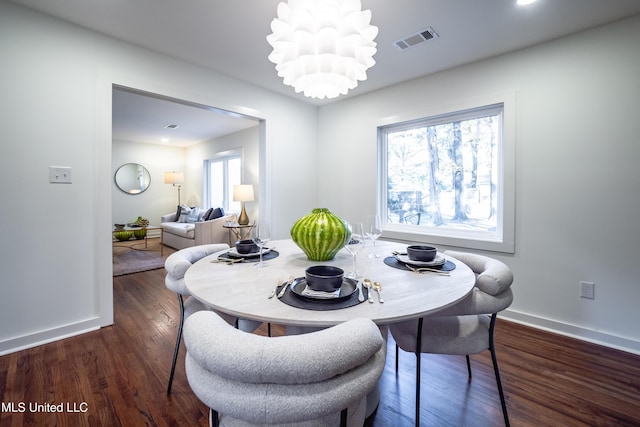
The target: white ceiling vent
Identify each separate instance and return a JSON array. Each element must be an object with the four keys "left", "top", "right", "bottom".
[{"left": 394, "top": 27, "right": 439, "bottom": 50}]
